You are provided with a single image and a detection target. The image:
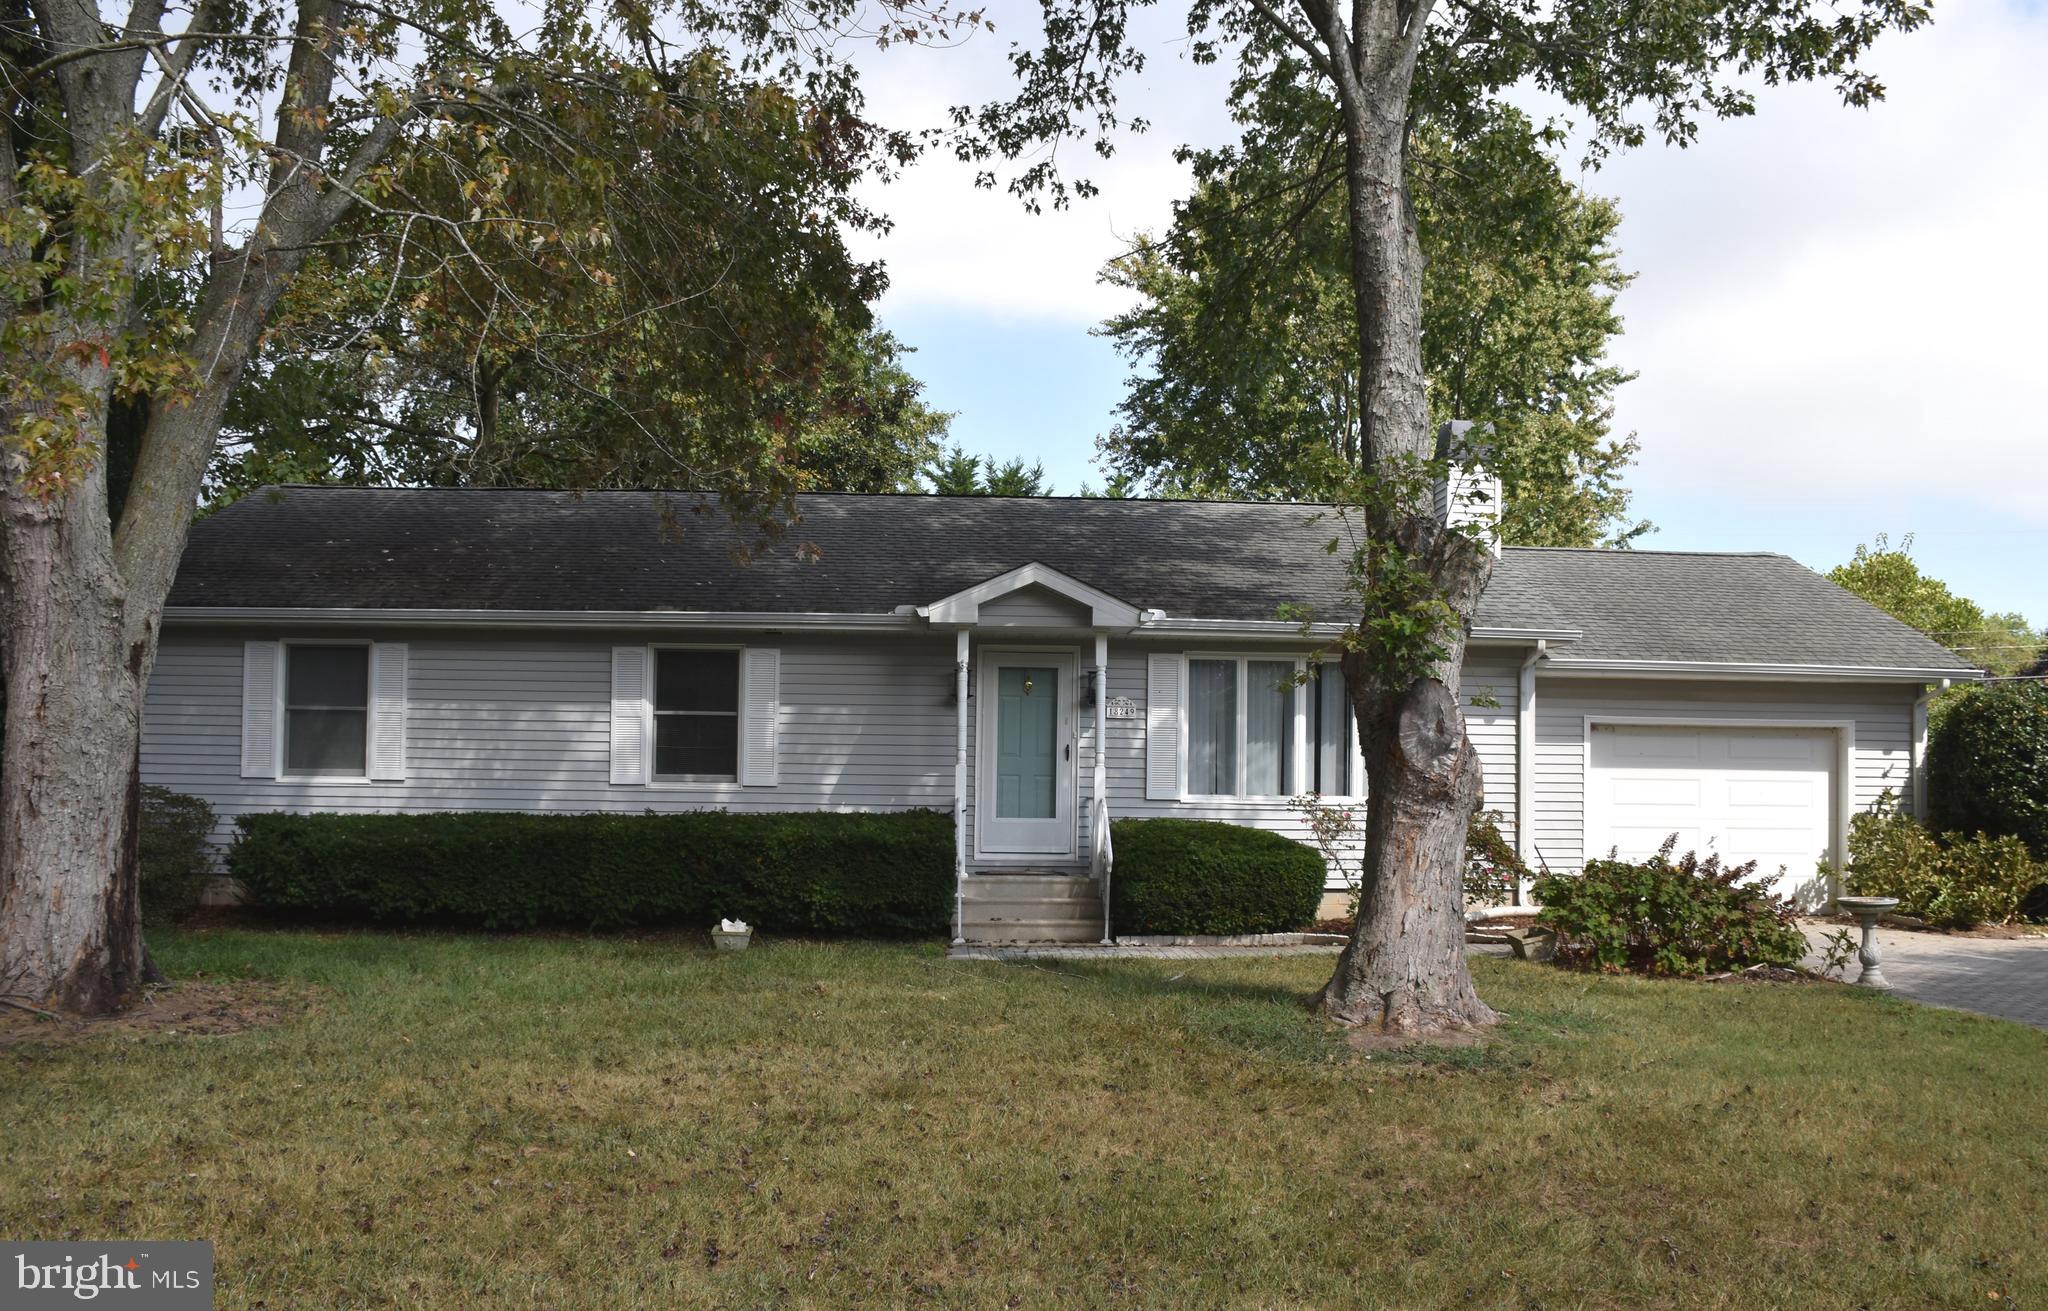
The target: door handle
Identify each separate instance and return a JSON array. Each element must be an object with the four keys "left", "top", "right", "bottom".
[{"left": 1065, "top": 745, "right": 1072, "bottom": 761}]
